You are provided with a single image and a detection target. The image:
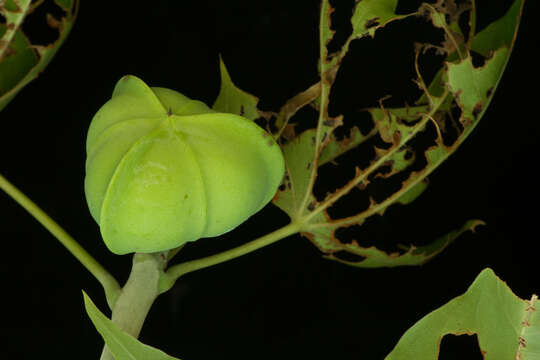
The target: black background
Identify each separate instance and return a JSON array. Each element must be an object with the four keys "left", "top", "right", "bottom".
[{"left": 1, "top": 0, "right": 538, "bottom": 359}]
